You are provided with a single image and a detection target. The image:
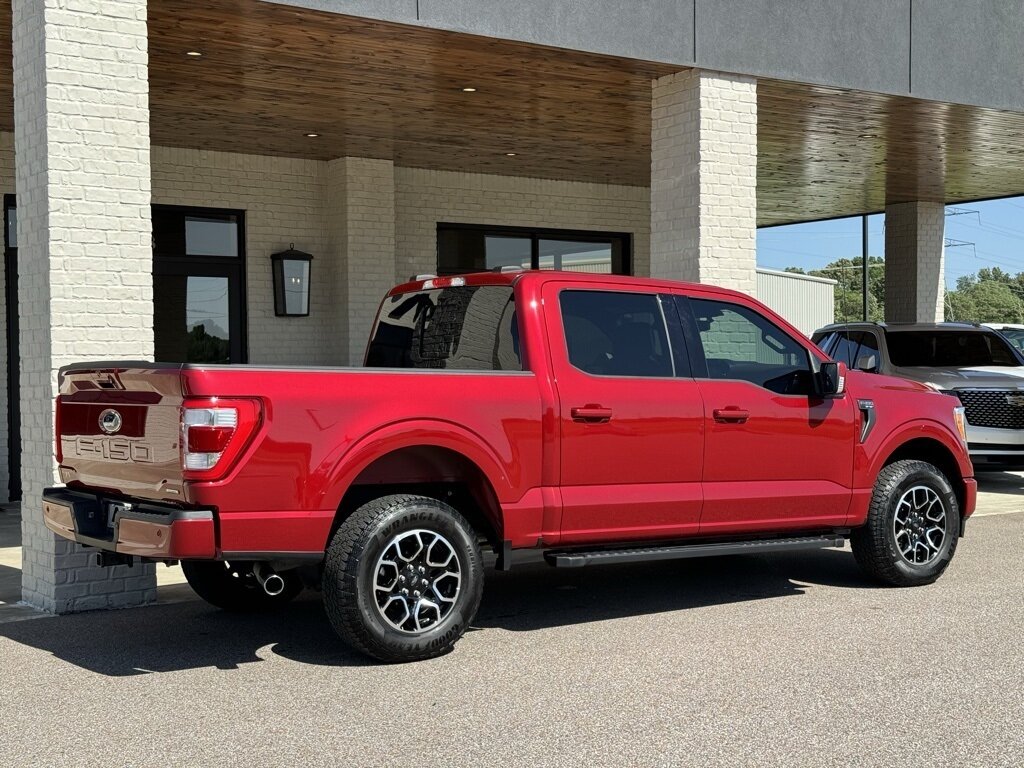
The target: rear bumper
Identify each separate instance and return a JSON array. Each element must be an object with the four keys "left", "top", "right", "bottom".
[{"left": 42, "top": 487, "right": 216, "bottom": 560}]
